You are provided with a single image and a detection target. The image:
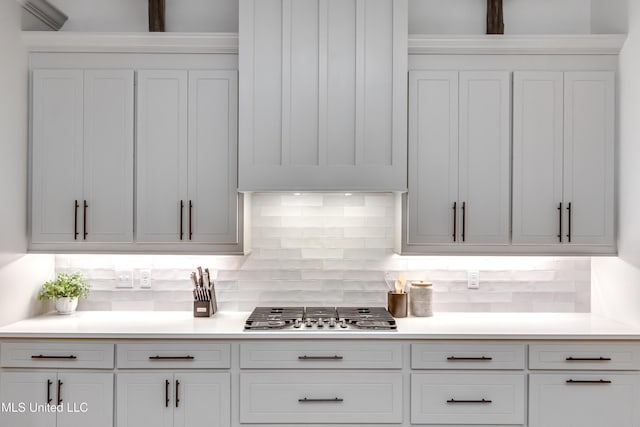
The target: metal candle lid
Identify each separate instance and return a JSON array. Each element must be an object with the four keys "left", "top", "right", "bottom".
[{"left": 411, "top": 281, "right": 432, "bottom": 287}]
